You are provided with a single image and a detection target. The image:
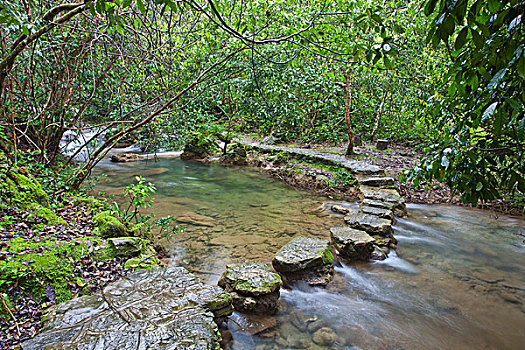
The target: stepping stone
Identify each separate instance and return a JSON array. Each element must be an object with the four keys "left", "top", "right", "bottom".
[
  {"left": 218, "top": 262, "right": 282, "bottom": 315},
  {"left": 272, "top": 236, "right": 334, "bottom": 286},
  {"left": 357, "top": 176, "right": 395, "bottom": 188},
  {"left": 342, "top": 160, "right": 384, "bottom": 175},
  {"left": 344, "top": 213, "right": 393, "bottom": 236},
  {"left": 361, "top": 198, "right": 394, "bottom": 211},
  {"left": 359, "top": 186, "right": 407, "bottom": 217},
  {"left": 22, "top": 267, "right": 233, "bottom": 350},
  {"left": 360, "top": 205, "right": 394, "bottom": 221},
  {"left": 330, "top": 227, "right": 375, "bottom": 261}
]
